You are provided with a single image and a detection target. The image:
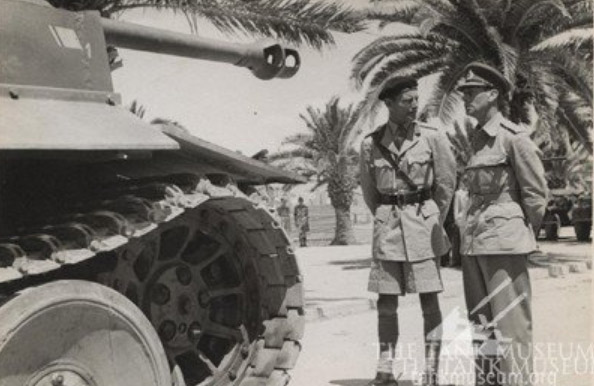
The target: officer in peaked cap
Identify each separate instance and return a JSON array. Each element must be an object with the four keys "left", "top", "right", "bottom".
[
  {"left": 456, "top": 62, "right": 547, "bottom": 386},
  {"left": 457, "top": 62, "right": 512, "bottom": 94},
  {"left": 360, "top": 75, "right": 456, "bottom": 386}
]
